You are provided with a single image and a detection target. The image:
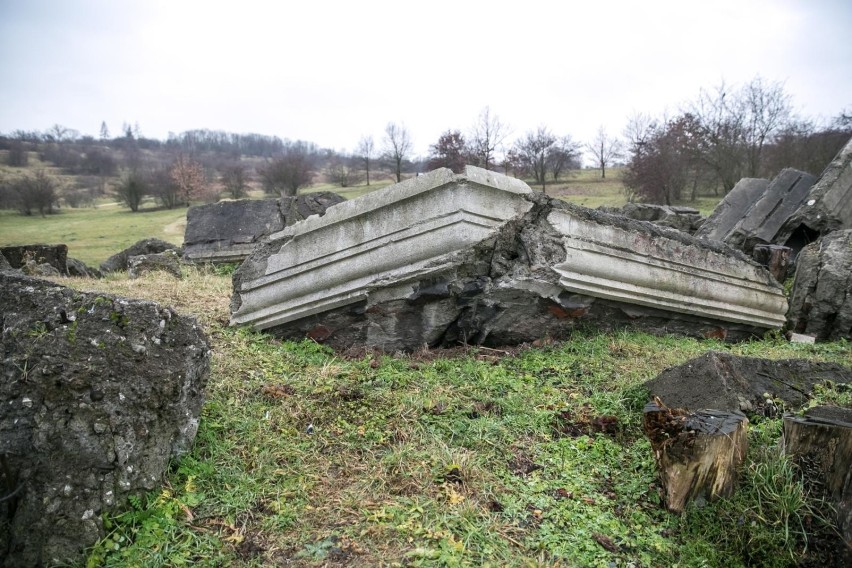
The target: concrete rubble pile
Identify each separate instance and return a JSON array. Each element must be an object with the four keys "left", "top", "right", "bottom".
[{"left": 231, "top": 166, "right": 788, "bottom": 351}]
